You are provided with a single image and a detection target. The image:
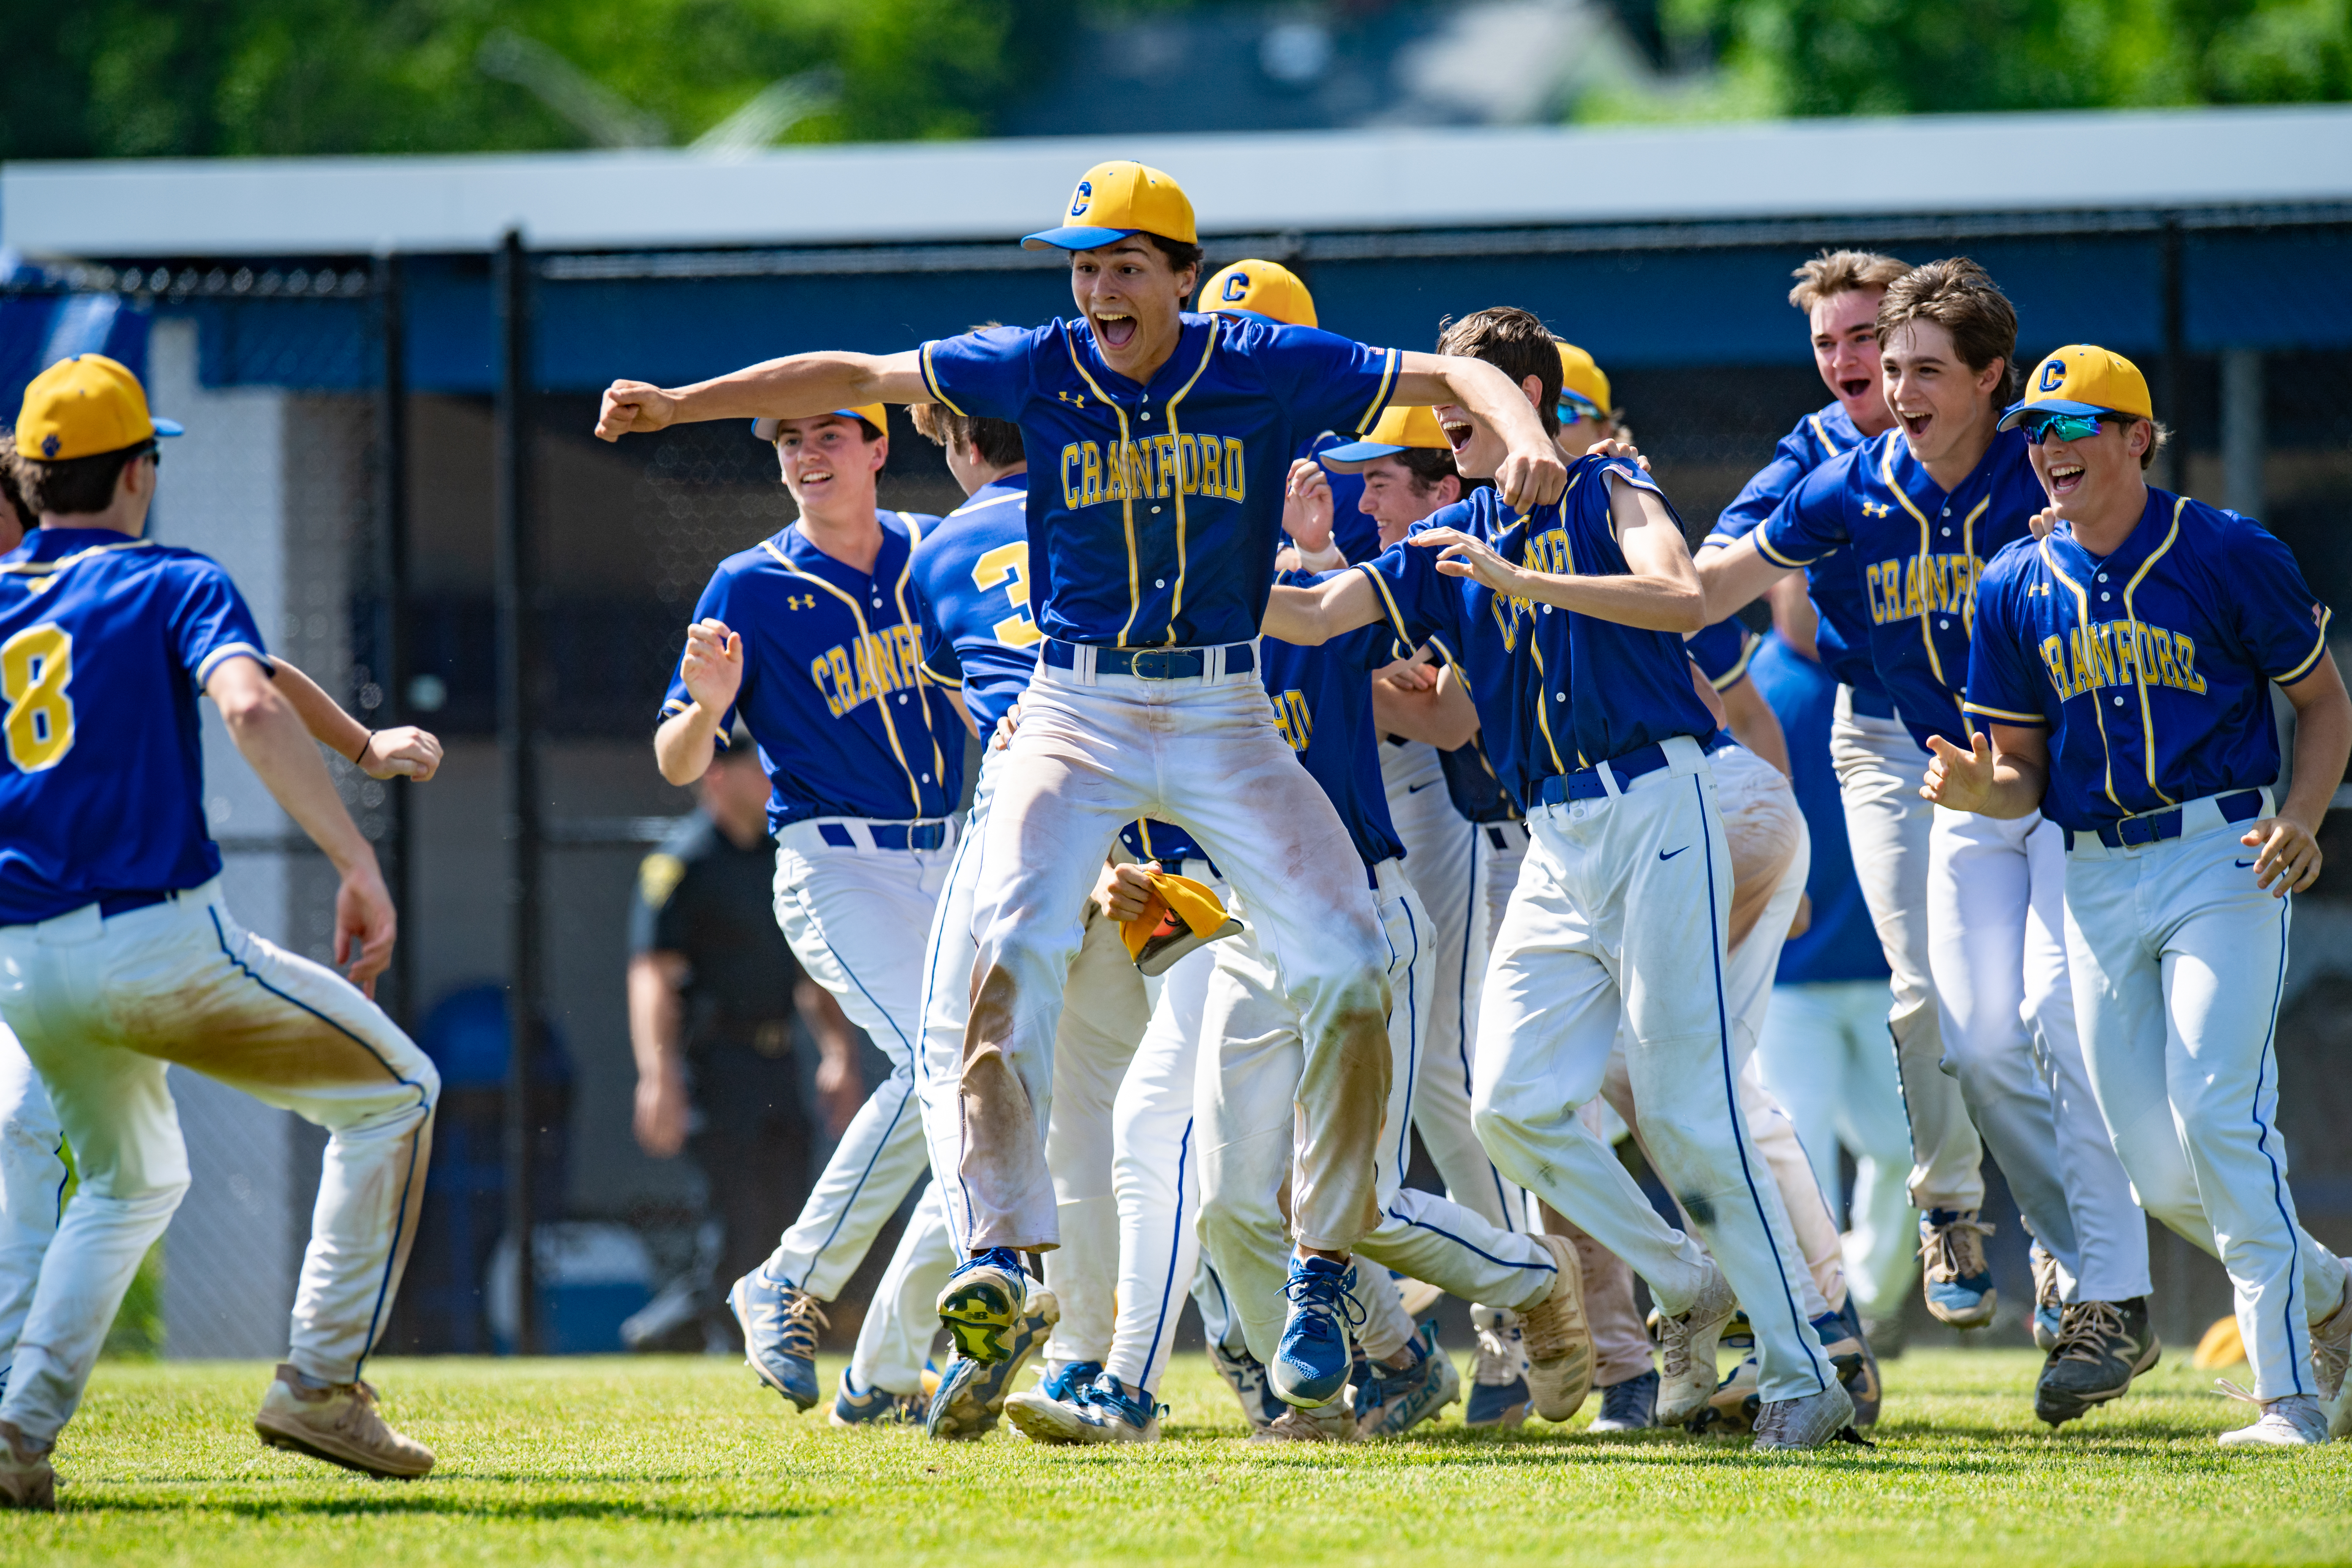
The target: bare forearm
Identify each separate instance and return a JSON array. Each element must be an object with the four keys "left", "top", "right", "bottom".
[
  {"left": 1509, "top": 569, "right": 1705, "bottom": 632},
  {"left": 655, "top": 707, "right": 722, "bottom": 786},
  {"left": 2281, "top": 680, "right": 2352, "bottom": 833},
  {"left": 1975, "top": 758, "right": 2050, "bottom": 818},
  {"left": 665, "top": 352, "right": 920, "bottom": 425},
  {"left": 223, "top": 693, "right": 376, "bottom": 874},
  {"left": 272, "top": 657, "right": 369, "bottom": 762},
  {"left": 1372, "top": 675, "right": 1478, "bottom": 749},
  {"left": 627, "top": 956, "right": 686, "bottom": 1081},
  {"left": 1722, "top": 680, "right": 1791, "bottom": 776},
  {"left": 1263, "top": 576, "right": 1382, "bottom": 645},
  {"left": 796, "top": 978, "right": 859, "bottom": 1067},
  {"left": 1694, "top": 540, "right": 1791, "bottom": 626}
]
